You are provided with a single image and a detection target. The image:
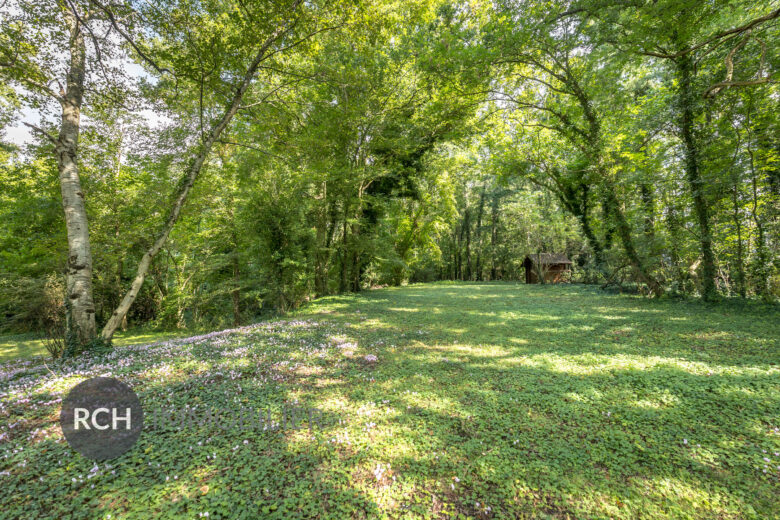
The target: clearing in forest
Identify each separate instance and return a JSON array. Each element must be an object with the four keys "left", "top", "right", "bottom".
[{"left": 1, "top": 282, "right": 778, "bottom": 519}]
